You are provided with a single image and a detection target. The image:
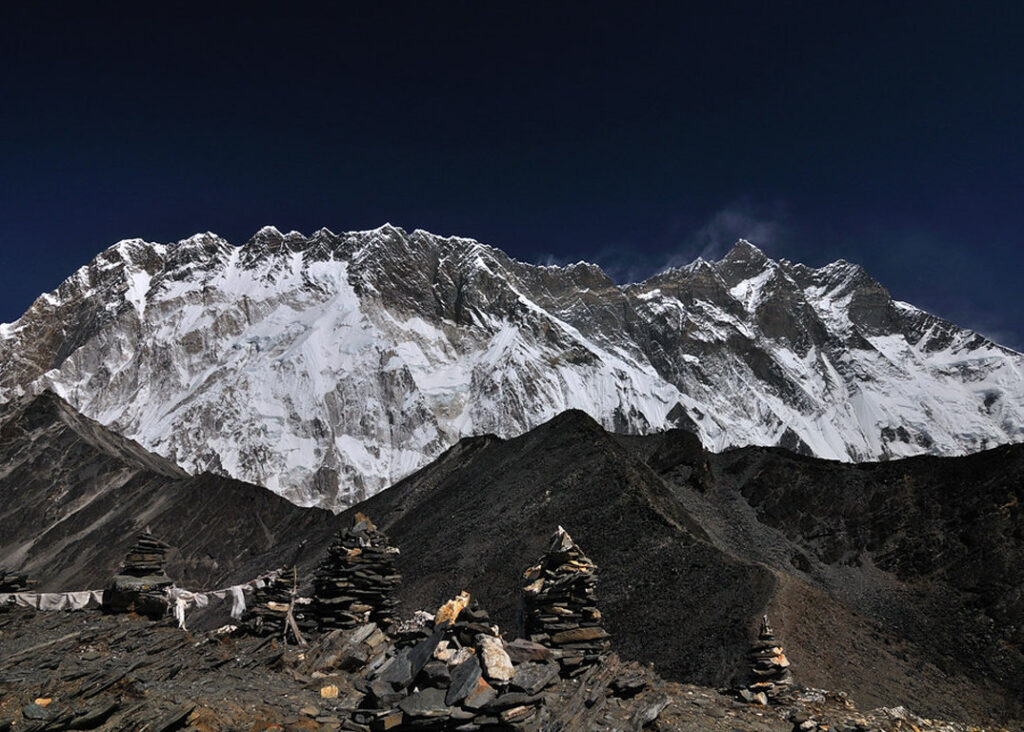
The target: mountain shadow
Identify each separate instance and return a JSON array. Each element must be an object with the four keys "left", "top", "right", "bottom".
[{"left": 0, "top": 391, "right": 337, "bottom": 591}]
